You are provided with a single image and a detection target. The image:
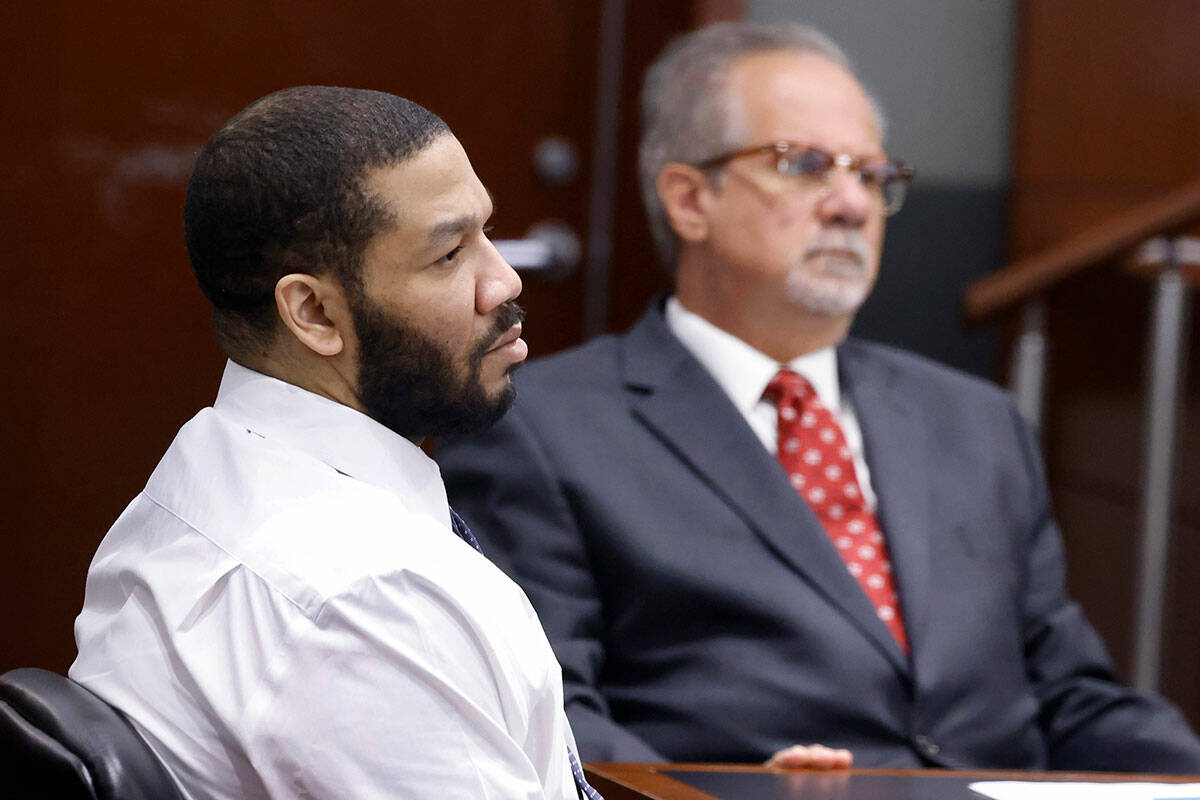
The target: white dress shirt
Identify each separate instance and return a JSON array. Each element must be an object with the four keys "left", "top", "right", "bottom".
[
  {"left": 665, "top": 296, "right": 877, "bottom": 509},
  {"left": 70, "top": 361, "right": 580, "bottom": 800}
]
